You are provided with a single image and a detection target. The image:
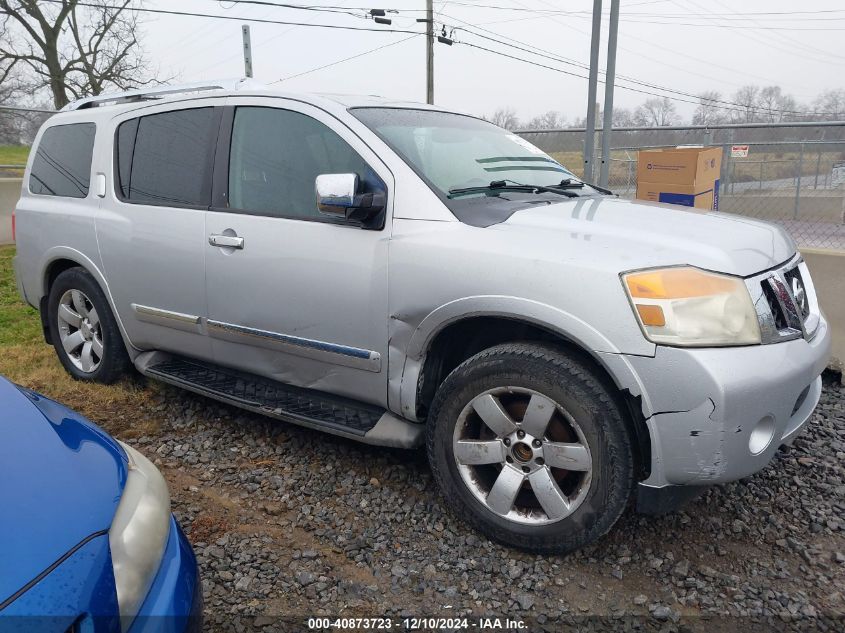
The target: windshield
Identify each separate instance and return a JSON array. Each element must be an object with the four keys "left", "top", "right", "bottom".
[
  {"left": 350, "top": 107, "right": 602, "bottom": 227},
  {"left": 352, "top": 107, "right": 577, "bottom": 196}
]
